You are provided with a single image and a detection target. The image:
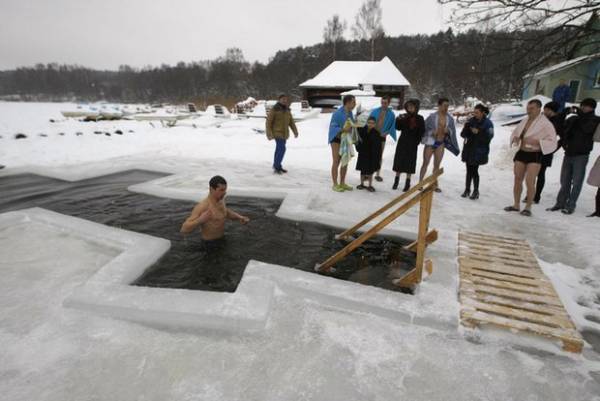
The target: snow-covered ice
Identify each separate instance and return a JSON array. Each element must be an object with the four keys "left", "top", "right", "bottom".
[{"left": 1, "top": 101, "right": 600, "bottom": 400}]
